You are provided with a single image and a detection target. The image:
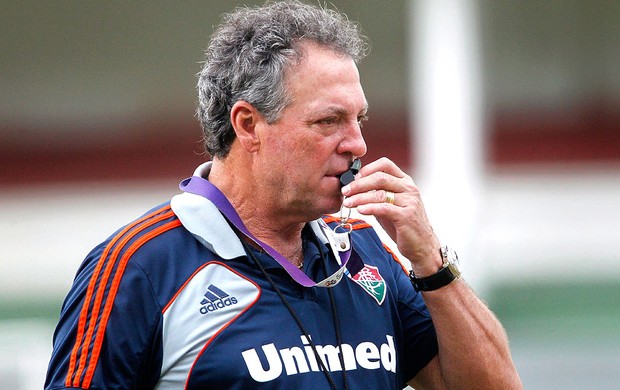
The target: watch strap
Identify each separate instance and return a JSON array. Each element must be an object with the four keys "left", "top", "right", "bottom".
[{"left": 409, "top": 246, "right": 460, "bottom": 292}]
